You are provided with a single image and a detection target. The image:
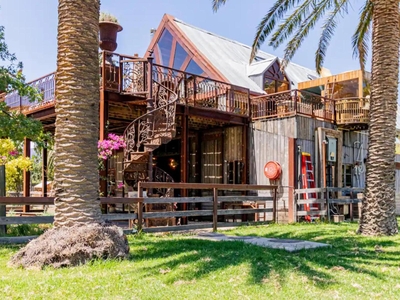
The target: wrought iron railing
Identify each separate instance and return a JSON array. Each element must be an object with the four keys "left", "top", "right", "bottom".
[
  {"left": 152, "top": 64, "right": 250, "bottom": 116},
  {"left": 101, "top": 51, "right": 148, "bottom": 95},
  {"left": 335, "top": 97, "right": 369, "bottom": 126},
  {"left": 251, "top": 89, "right": 336, "bottom": 122},
  {"left": 123, "top": 79, "right": 178, "bottom": 161},
  {"left": 4, "top": 72, "right": 56, "bottom": 112},
  {"left": 152, "top": 166, "right": 174, "bottom": 197}
]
